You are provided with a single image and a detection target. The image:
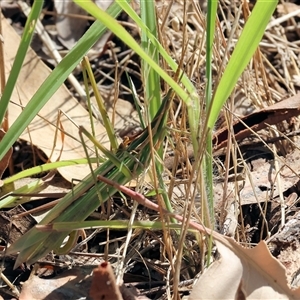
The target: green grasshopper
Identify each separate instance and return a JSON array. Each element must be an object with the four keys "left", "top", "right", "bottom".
[{"left": 7, "top": 90, "right": 173, "bottom": 268}]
